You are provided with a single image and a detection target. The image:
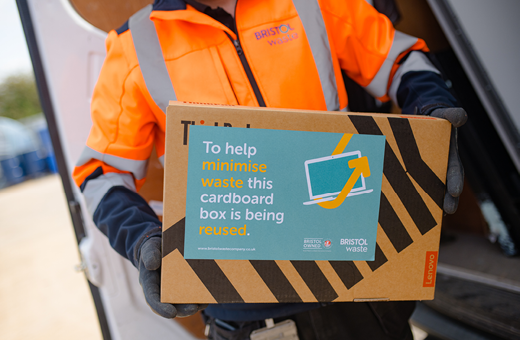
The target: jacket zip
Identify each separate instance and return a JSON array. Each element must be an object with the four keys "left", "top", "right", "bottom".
[
  {"left": 226, "top": 4, "right": 266, "bottom": 107},
  {"left": 227, "top": 36, "right": 266, "bottom": 107}
]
